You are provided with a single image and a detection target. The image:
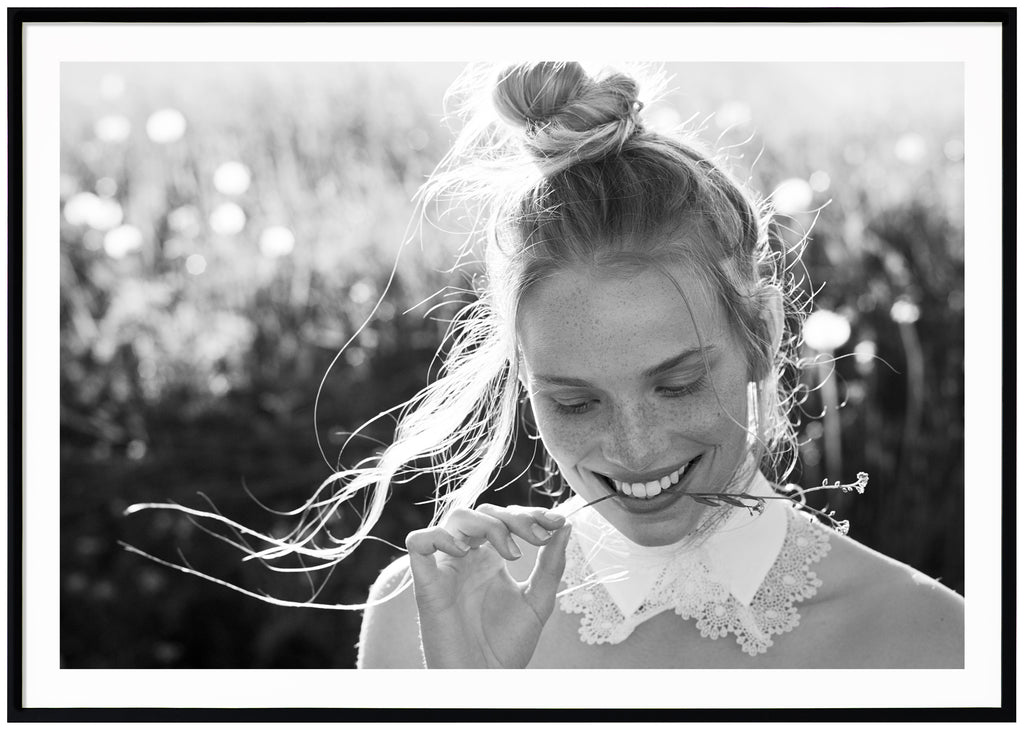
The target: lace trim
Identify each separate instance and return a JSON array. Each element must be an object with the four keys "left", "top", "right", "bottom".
[{"left": 559, "top": 507, "right": 831, "bottom": 656}]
